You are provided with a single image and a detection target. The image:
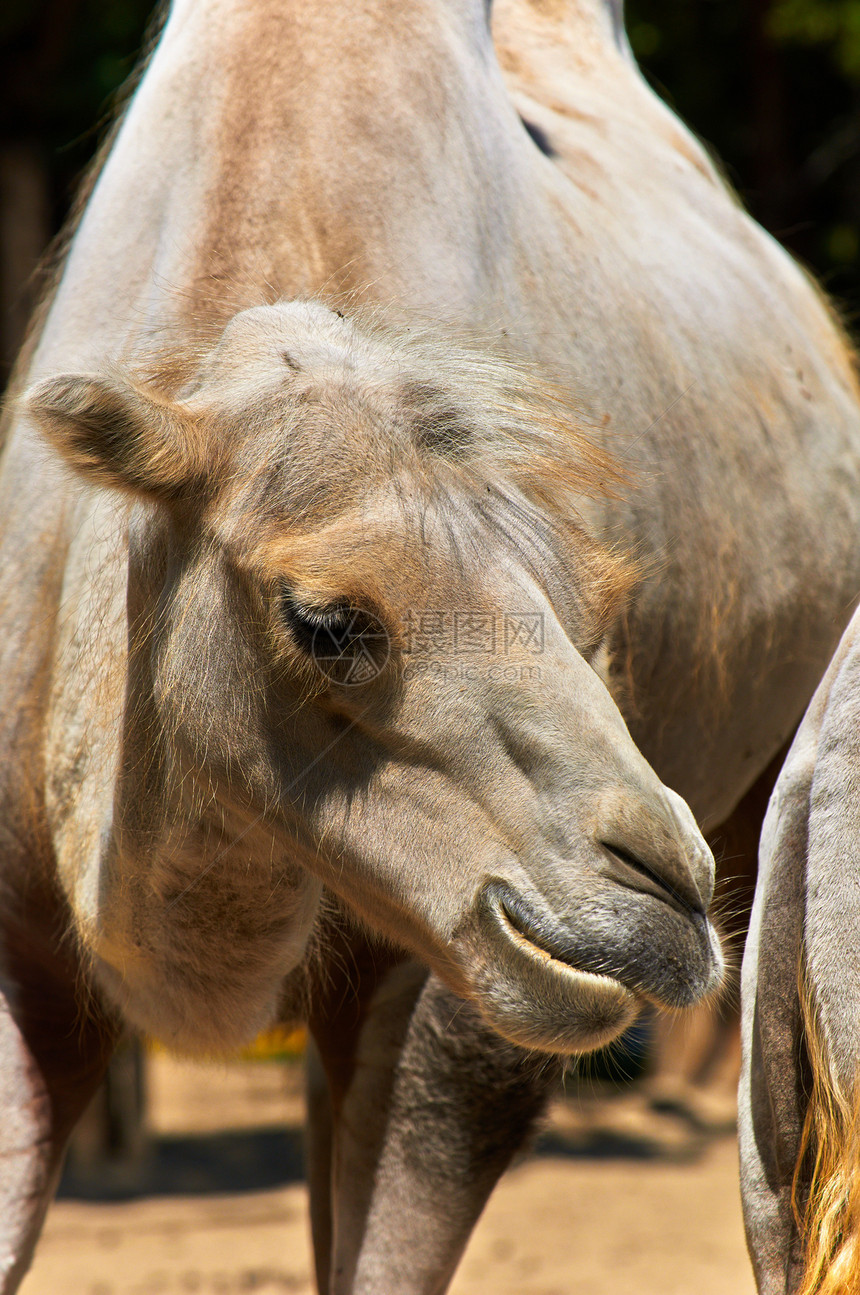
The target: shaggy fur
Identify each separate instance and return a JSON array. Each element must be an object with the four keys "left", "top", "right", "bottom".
[{"left": 793, "top": 963, "right": 860, "bottom": 1295}]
